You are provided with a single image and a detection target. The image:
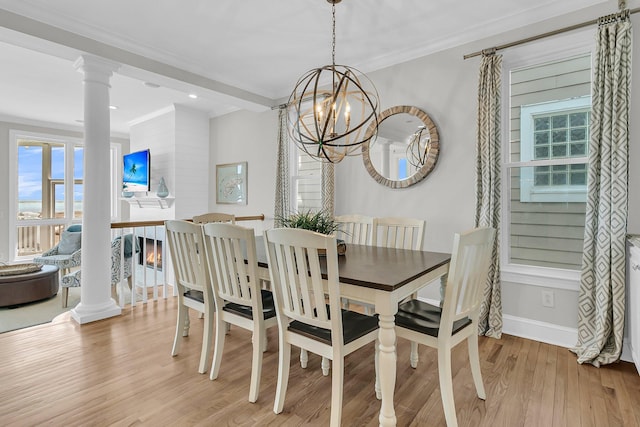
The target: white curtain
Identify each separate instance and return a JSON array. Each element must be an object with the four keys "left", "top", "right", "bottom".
[
  {"left": 475, "top": 52, "right": 503, "bottom": 339},
  {"left": 572, "top": 12, "right": 632, "bottom": 366},
  {"left": 274, "top": 108, "right": 290, "bottom": 226}
]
